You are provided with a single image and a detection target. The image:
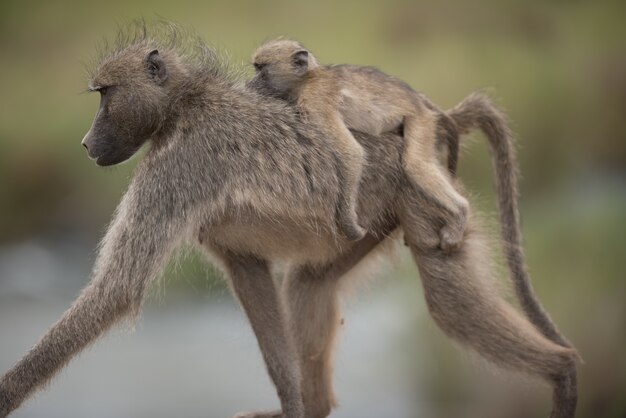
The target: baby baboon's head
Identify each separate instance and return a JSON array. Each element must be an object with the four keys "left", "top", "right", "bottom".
[
  {"left": 82, "top": 45, "right": 183, "bottom": 166},
  {"left": 250, "top": 38, "right": 318, "bottom": 100}
]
